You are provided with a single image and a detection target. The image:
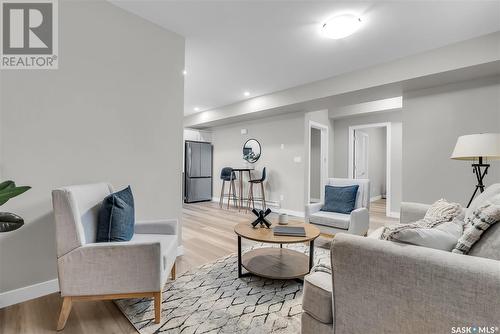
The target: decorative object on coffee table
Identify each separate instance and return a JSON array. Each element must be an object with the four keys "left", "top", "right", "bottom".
[
  {"left": 451, "top": 133, "right": 500, "bottom": 207},
  {"left": 234, "top": 221, "right": 320, "bottom": 279},
  {"left": 273, "top": 226, "right": 306, "bottom": 237},
  {"left": 251, "top": 208, "right": 272, "bottom": 228},
  {"left": 278, "top": 213, "right": 289, "bottom": 225}
]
